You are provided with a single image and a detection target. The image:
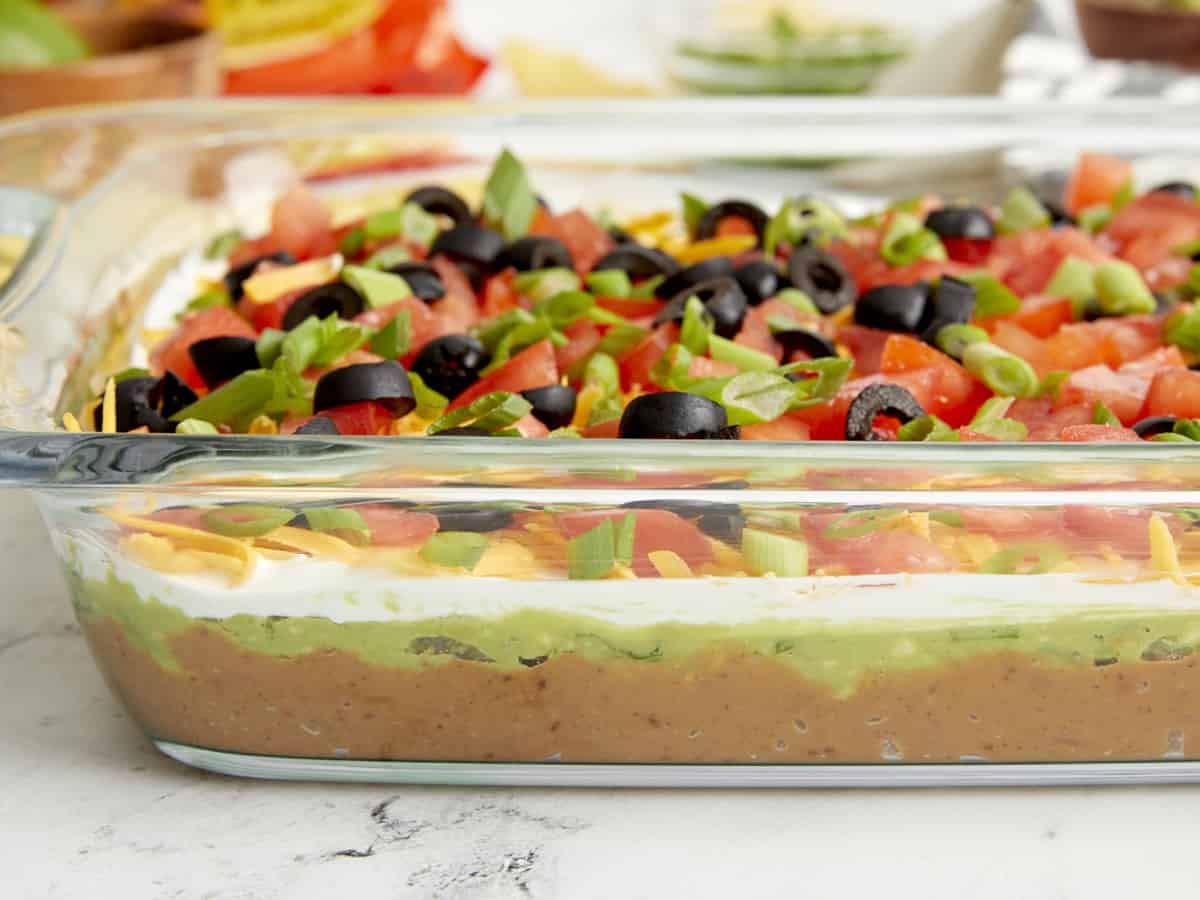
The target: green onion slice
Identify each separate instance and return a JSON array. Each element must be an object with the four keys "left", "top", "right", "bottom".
[
  {"left": 302, "top": 507, "right": 372, "bottom": 545},
  {"left": 962, "top": 342, "right": 1038, "bottom": 398},
  {"left": 822, "top": 508, "right": 905, "bottom": 540},
  {"left": 421, "top": 532, "right": 489, "bottom": 570},
  {"left": 205, "top": 505, "right": 294, "bottom": 538},
  {"left": 567, "top": 518, "right": 617, "bottom": 580},
  {"left": 428, "top": 391, "right": 532, "bottom": 434},
  {"left": 481, "top": 148, "right": 538, "bottom": 241},
  {"left": 980, "top": 542, "right": 1066, "bottom": 575},
  {"left": 586, "top": 269, "right": 632, "bottom": 297}
]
